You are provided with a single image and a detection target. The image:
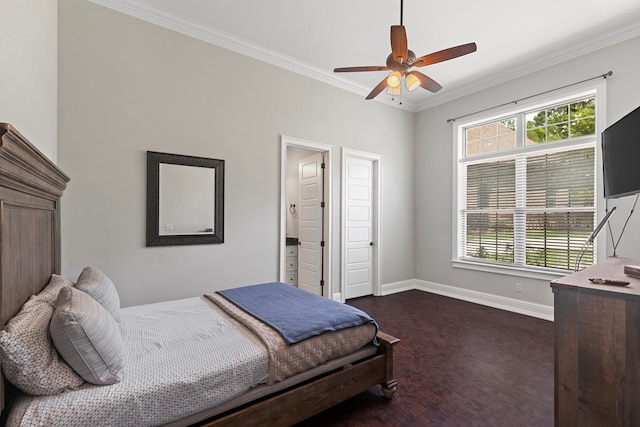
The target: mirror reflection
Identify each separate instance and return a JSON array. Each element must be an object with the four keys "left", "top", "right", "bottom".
[{"left": 159, "top": 163, "right": 215, "bottom": 235}]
